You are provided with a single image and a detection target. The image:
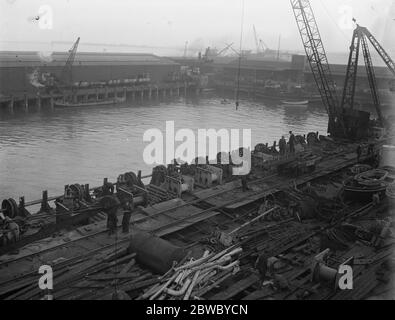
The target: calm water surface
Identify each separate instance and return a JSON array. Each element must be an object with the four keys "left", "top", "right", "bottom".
[{"left": 0, "top": 97, "right": 328, "bottom": 201}]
